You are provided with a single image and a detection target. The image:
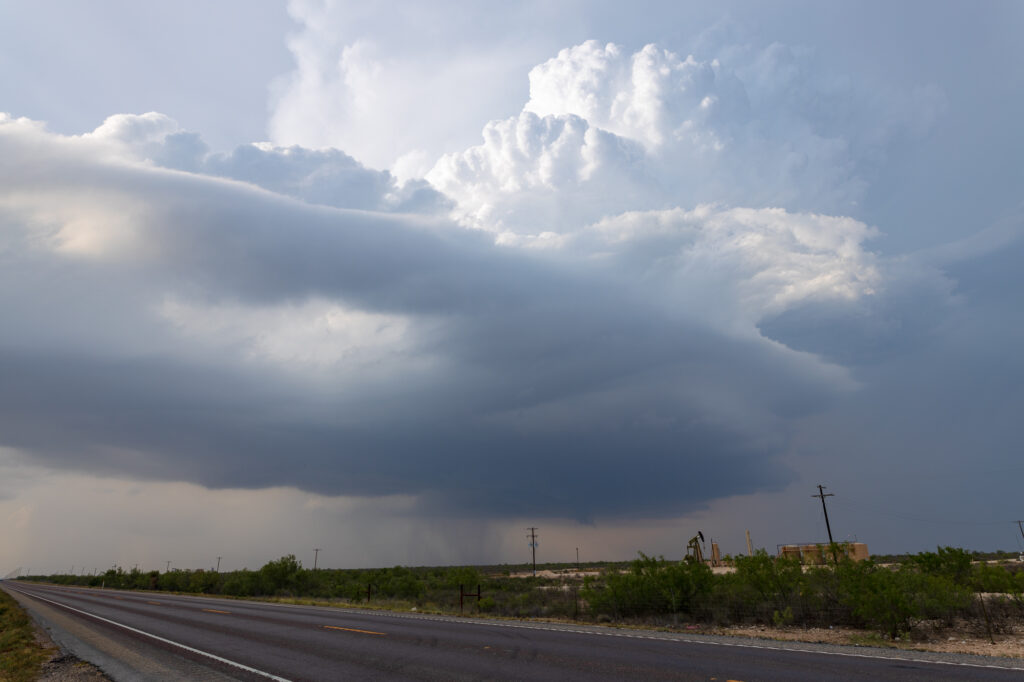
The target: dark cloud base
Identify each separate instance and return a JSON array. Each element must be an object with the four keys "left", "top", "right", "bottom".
[{"left": 0, "top": 347, "right": 793, "bottom": 521}]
